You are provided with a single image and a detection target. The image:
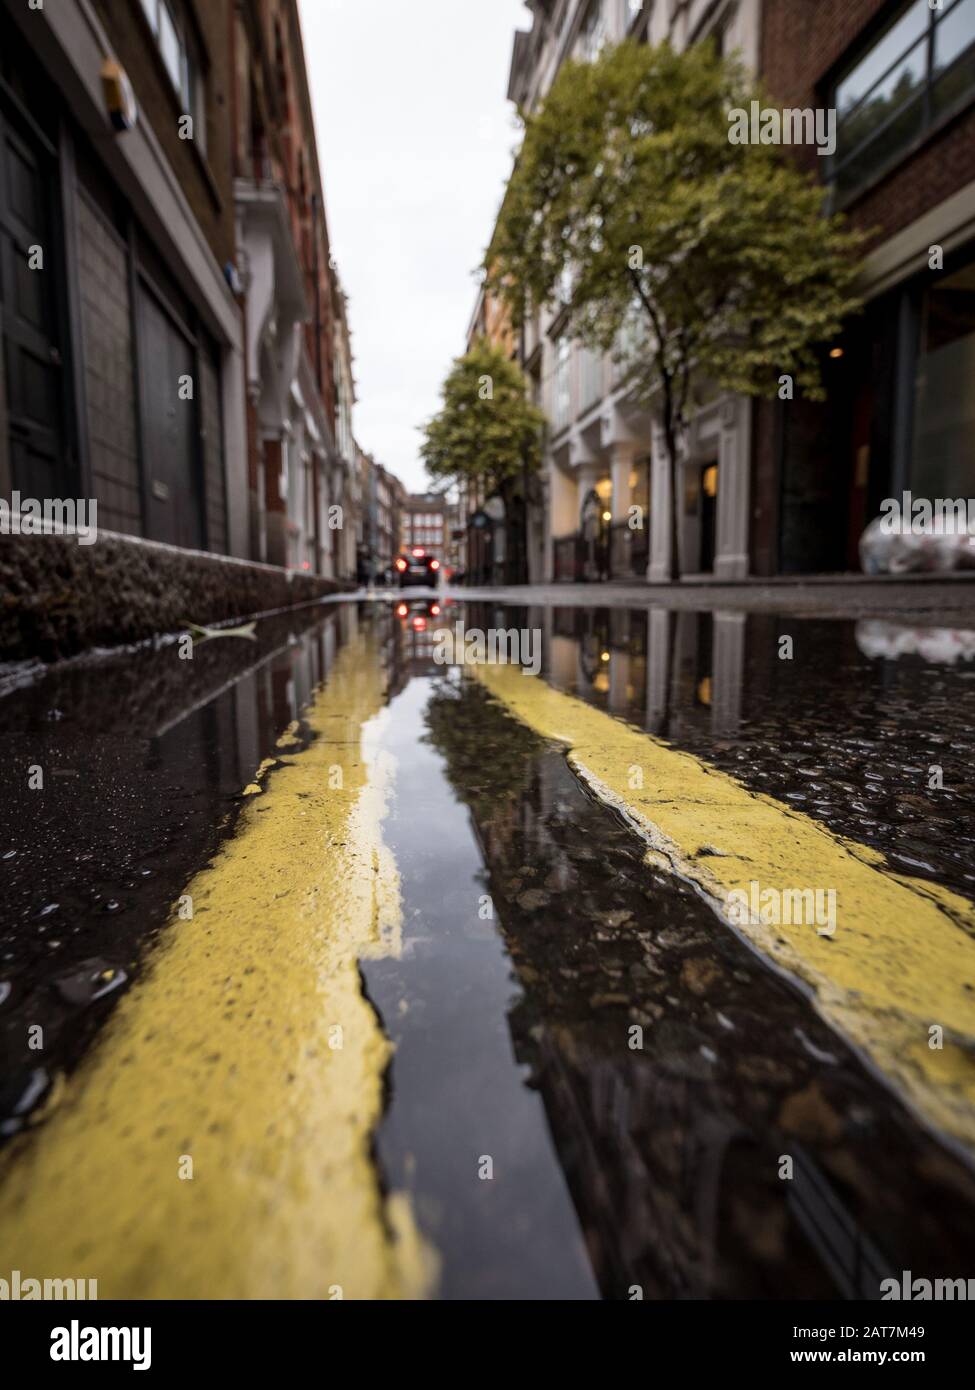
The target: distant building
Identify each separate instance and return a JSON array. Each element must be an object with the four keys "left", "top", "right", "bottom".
[
  {"left": 357, "top": 451, "right": 405, "bottom": 584},
  {"left": 401, "top": 493, "right": 447, "bottom": 564}
]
